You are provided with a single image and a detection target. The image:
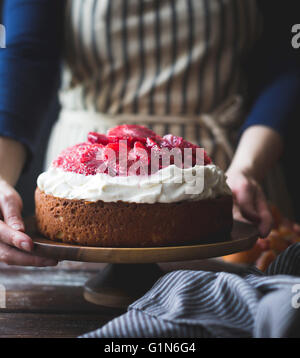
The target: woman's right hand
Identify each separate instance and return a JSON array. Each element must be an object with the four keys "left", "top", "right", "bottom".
[{"left": 0, "top": 178, "right": 57, "bottom": 266}]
